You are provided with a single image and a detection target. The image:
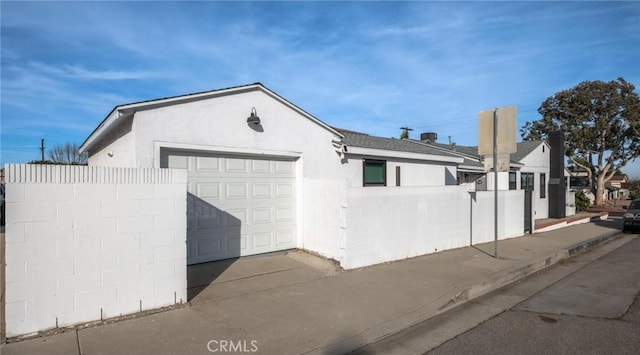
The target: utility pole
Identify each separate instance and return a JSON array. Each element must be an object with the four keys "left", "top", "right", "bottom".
[
  {"left": 492, "top": 109, "right": 498, "bottom": 258},
  {"left": 399, "top": 126, "right": 413, "bottom": 139},
  {"left": 40, "top": 138, "right": 45, "bottom": 162}
]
